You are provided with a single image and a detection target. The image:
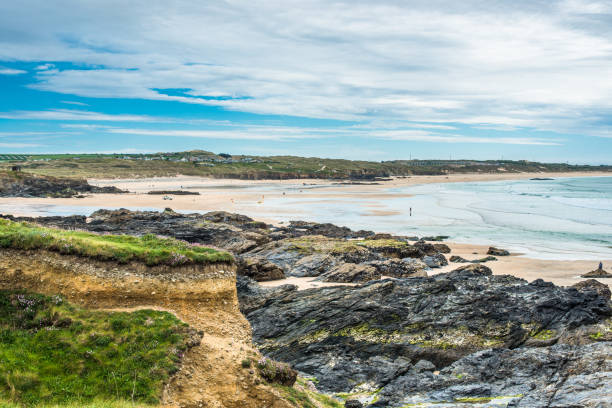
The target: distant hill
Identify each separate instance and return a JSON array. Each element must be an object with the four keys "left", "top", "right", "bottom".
[{"left": 1, "top": 151, "right": 610, "bottom": 180}]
